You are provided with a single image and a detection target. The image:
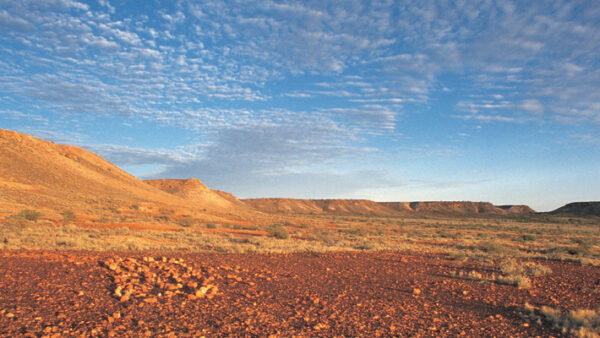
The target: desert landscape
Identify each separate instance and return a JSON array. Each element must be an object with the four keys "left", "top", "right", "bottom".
[
  {"left": 1, "top": 129, "right": 599, "bottom": 337},
  {"left": 2, "top": 1, "right": 600, "bottom": 337}
]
